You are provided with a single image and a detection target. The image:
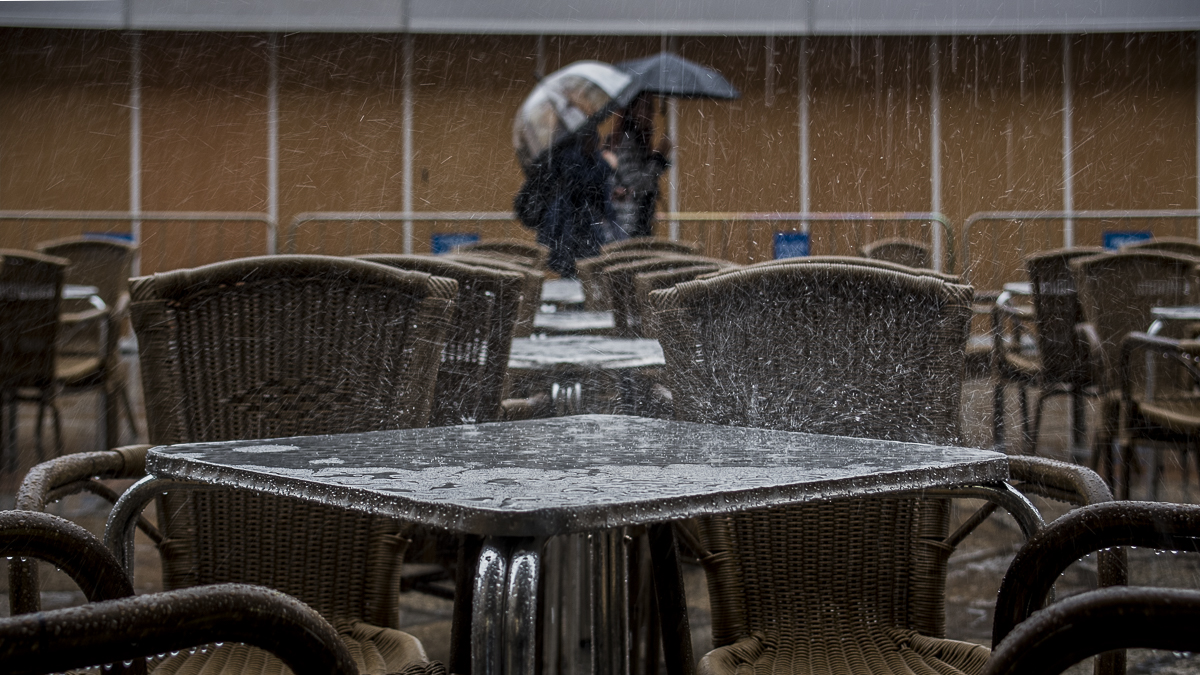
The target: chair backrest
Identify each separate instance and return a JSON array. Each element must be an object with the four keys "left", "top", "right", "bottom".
[
  {"left": 358, "top": 254, "right": 523, "bottom": 425},
  {"left": 452, "top": 239, "right": 548, "bottom": 270},
  {"left": 599, "top": 237, "right": 701, "bottom": 257},
  {"left": 651, "top": 262, "right": 974, "bottom": 645},
  {"left": 1071, "top": 250, "right": 1198, "bottom": 392},
  {"left": 129, "top": 255, "right": 457, "bottom": 628},
  {"left": 35, "top": 237, "right": 136, "bottom": 312},
  {"left": 860, "top": 236, "right": 932, "bottom": 269},
  {"left": 1024, "top": 247, "right": 1103, "bottom": 387},
  {"left": 445, "top": 253, "right": 544, "bottom": 337},
  {"left": 1123, "top": 236, "right": 1200, "bottom": 258},
  {"left": 600, "top": 254, "right": 729, "bottom": 337},
  {"left": 704, "top": 255, "right": 963, "bottom": 284},
  {"left": 0, "top": 250, "right": 66, "bottom": 390},
  {"left": 576, "top": 249, "right": 668, "bottom": 310},
  {"left": 633, "top": 263, "right": 732, "bottom": 338}
]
